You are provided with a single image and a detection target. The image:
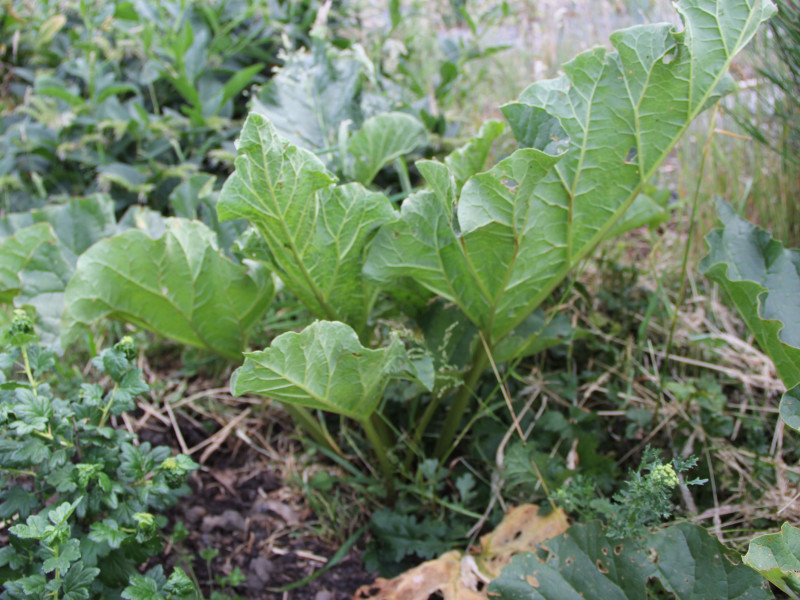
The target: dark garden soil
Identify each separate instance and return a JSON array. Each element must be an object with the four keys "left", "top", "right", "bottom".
[{"left": 136, "top": 401, "right": 375, "bottom": 600}]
